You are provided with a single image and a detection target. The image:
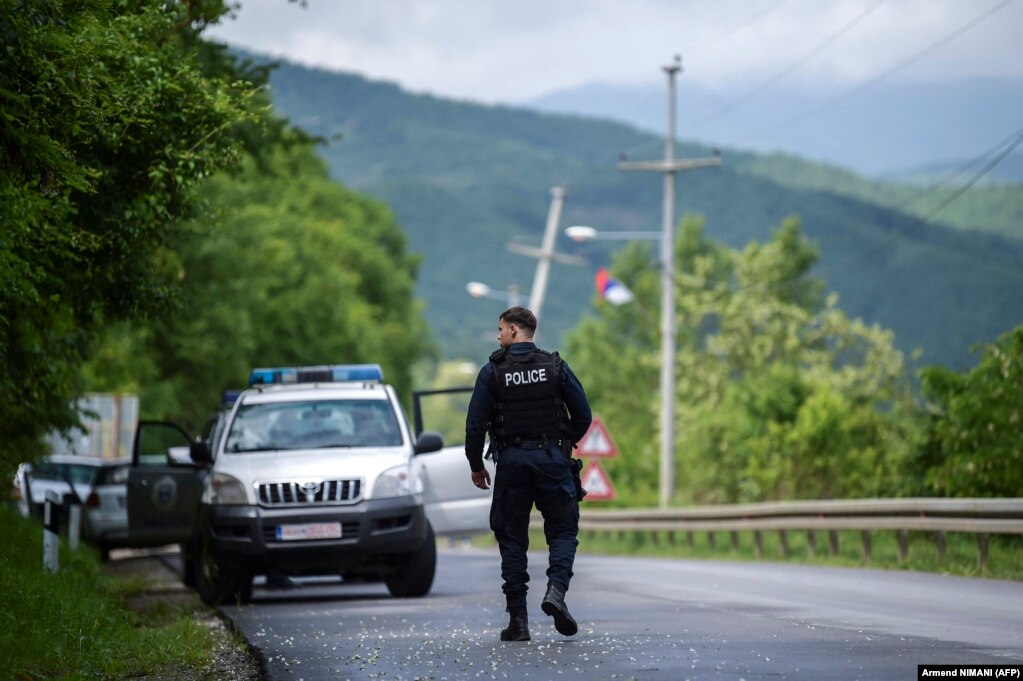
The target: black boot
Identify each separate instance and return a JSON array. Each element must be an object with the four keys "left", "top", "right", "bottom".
[
  {"left": 500, "top": 611, "right": 530, "bottom": 641},
  {"left": 541, "top": 583, "right": 578, "bottom": 636}
]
